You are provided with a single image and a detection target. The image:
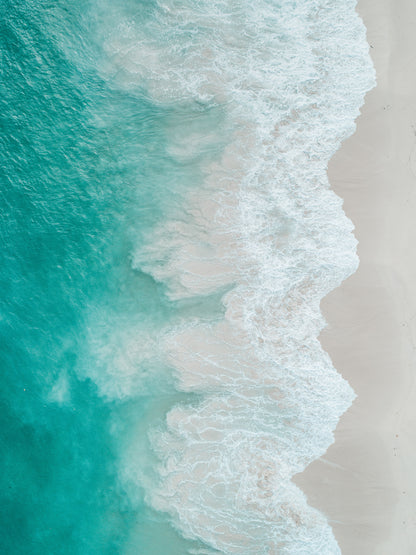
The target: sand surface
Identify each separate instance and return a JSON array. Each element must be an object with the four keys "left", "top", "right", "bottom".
[{"left": 295, "top": 1, "right": 416, "bottom": 553}]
